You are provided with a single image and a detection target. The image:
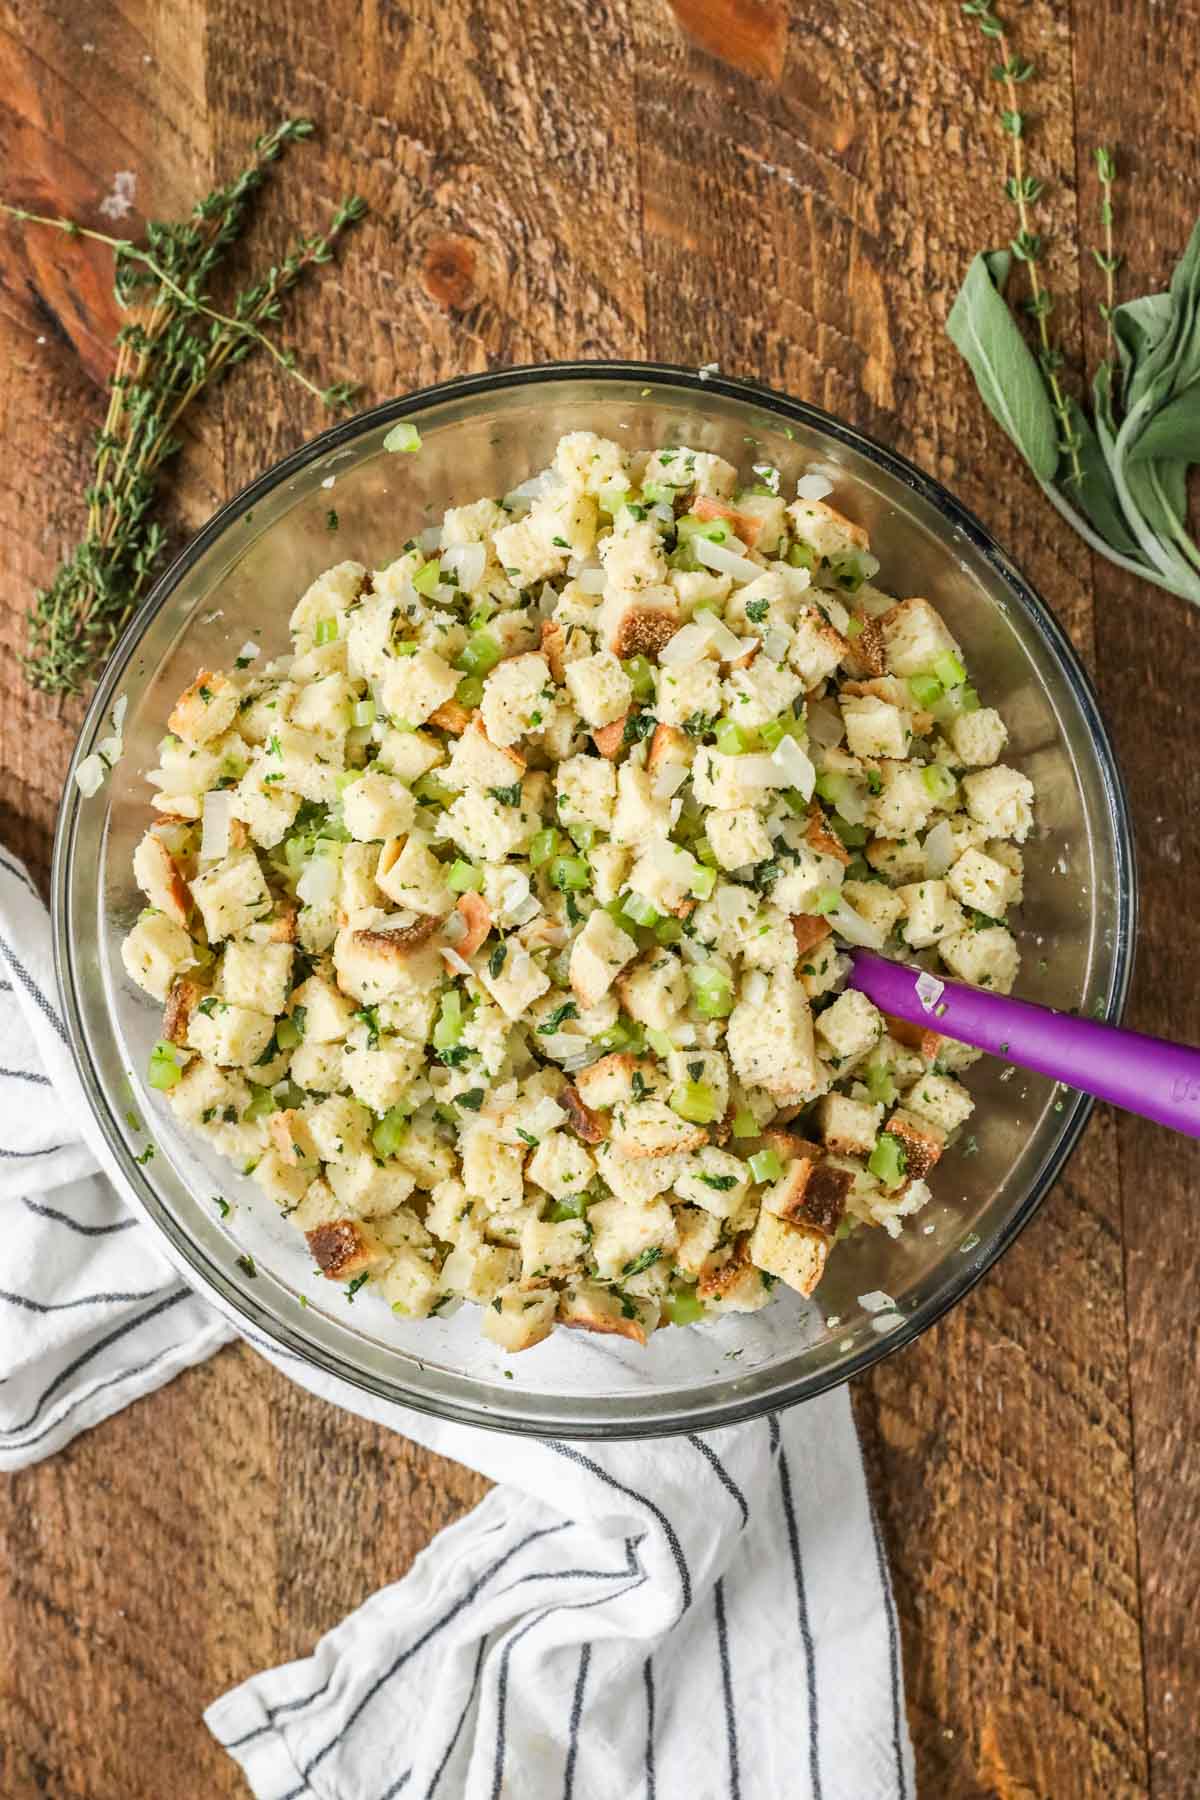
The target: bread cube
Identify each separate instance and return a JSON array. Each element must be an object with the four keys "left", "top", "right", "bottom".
[
  {"left": 945, "top": 847, "right": 1014, "bottom": 920},
  {"left": 814, "top": 989, "right": 883, "bottom": 1062},
  {"left": 481, "top": 1285, "right": 558, "bottom": 1351},
  {"left": 840, "top": 695, "right": 911, "bottom": 760},
  {"left": 653, "top": 659, "right": 722, "bottom": 730},
  {"left": 593, "top": 1140, "right": 685, "bottom": 1203},
  {"left": 445, "top": 717, "right": 526, "bottom": 791},
  {"left": 326, "top": 1151, "right": 416, "bottom": 1218},
  {"left": 339, "top": 772, "right": 414, "bottom": 843},
  {"left": 569, "top": 908, "right": 638, "bottom": 1008},
  {"left": 721, "top": 658, "right": 803, "bottom": 730},
  {"left": 610, "top": 764, "right": 672, "bottom": 845},
  {"left": 376, "top": 834, "right": 453, "bottom": 916},
  {"left": 674, "top": 1146, "right": 750, "bottom": 1218},
  {"left": 121, "top": 914, "right": 198, "bottom": 1002},
  {"left": 289, "top": 559, "right": 367, "bottom": 638},
  {"left": 879, "top": 597, "right": 961, "bottom": 677},
  {"left": 706, "top": 807, "right": 773, "bottom": 872},
  {"left": 379, "top": 648, "right": 459, "bottom": 728},
  {"left": 726, "top": 970, "right": 820, "bottom": 1098},
  {"left": 556, "top": 753, "right": 616, "bottom": 831},
  {"left": 220, "top": 939, "right": 292, "bottom": 1016},
  {"left": 610, "top": 1099, "right": 707, "bottom": 1159},
  {"left": 480, "top": 653, "right": 555, "bottom": 747},
  {"left": 588, "top": 1195, "right": 678, "bottom": 1281},
  {"left": 588, "top": 843, "right": 632, "bottom": 906},
  {"left": 787, "top": 496, "right": 869, "bottom": 560},
  {"left": 191, "top": 850, "right": 271, "bottom": 943},
  {"left": 168, "top": 670, "right": 241, "bottom": 745},
  {"left": 904, "top": 1071, "right": 976, "bottom": 1135},
  {"left": 961, "top": 766, "right": 1035, "bottom": 843},
  {"left": 948, "top": 707, "right": 1007, "bottom": 768},
  {"left": 897, "top": 878, "right": 966, "bottom": 949},
  {"left": 289, "top": 673, "right": 355, "bottom": 739},
  {"left": 938, "top": 924, "right": 1020, "bottom": 993},
  {"left": 749, "top": 1209, "right": 828, "bottom": 1296},
  {"left": 788, "top": 609, "right": 849, "bottom": 688},
  {"left": 342, "top": 1036, "right": 424, "bottom": 1112},
  {"left": 839, "top": 879, "right": 905, "bottom": 938},
  {"left": 564, "top": 651, "right": 632, "bottom": 729},
  {"left": 168, "top": 1058, "right": 249, "bottom": 1130},
  {"left": 289, "top": 1038, "right": 344, "bottom": 1092},
  {"left": 816, "top": 1092, "right": 883, "bottom": 1155},
  {"left": 519, "top": 1216, "right": 590, "bottom": 1284},
  {"left": 526, "top": 1131, "right": 595, "bottom": 1199}
]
